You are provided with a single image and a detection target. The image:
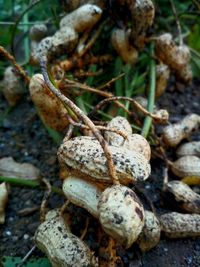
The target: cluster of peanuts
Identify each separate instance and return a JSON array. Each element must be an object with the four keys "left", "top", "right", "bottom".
[{"left": 34, "top": 115, "right": 200, "bottom": 266}]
